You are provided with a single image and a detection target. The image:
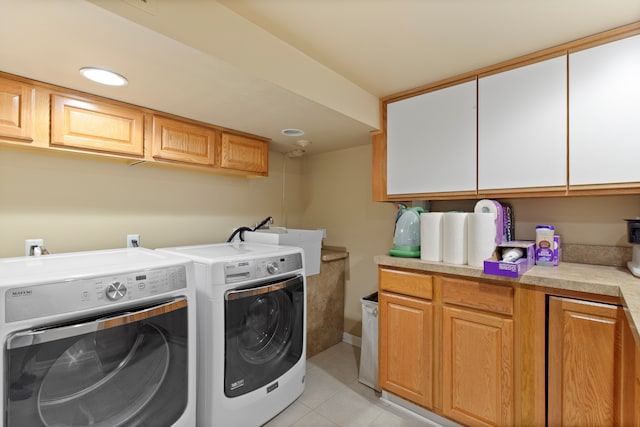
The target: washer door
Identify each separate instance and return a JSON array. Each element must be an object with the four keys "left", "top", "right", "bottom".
[
  {"left": 5, "top": 298, "right": 189, "bottom": 427},
  {"left": 224, "top": 275, "right": 304, "bottom": 397}
]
